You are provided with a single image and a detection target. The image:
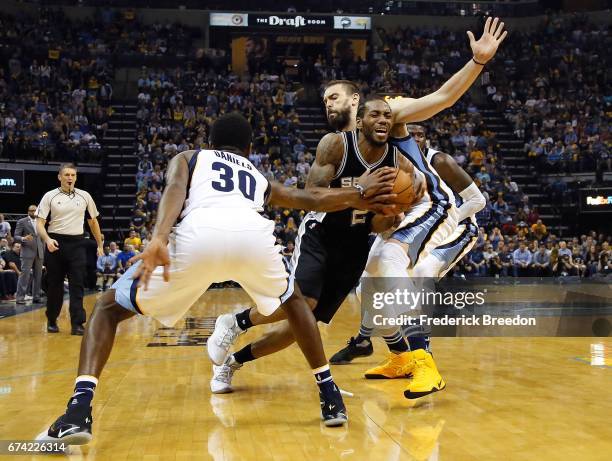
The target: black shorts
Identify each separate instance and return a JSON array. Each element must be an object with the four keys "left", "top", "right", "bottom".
[{"left": 291, "top": 217, "right": 370, "bottom": 324}]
